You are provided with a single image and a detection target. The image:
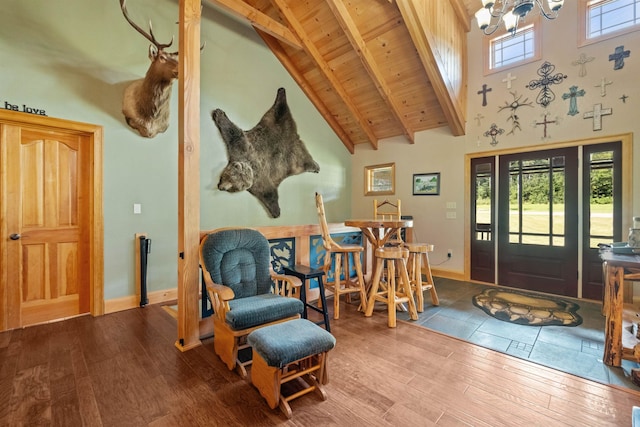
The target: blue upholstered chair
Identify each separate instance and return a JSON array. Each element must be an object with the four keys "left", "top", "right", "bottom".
[{"left": 200, "top": 228, "right": 304, "bottom": 377}]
